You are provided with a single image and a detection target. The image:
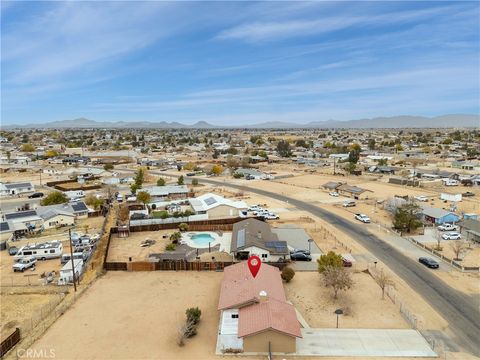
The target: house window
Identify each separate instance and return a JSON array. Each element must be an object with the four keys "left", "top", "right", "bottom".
[
  {"left": 261, "top": 254, "right": 268, "bottom": 259},
  {"left": 231, "top": 314, "right": 238, "bottom": 319}
]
